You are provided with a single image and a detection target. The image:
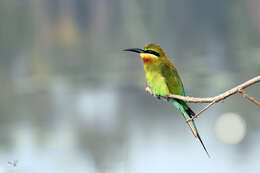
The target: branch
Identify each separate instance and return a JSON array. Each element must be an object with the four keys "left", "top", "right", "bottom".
[
  {"left": 238, "top": 88, "right": 260, "bottom": 106},
  {"left": 145, "top": 76, "right": 260, "bottom": 122}
]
